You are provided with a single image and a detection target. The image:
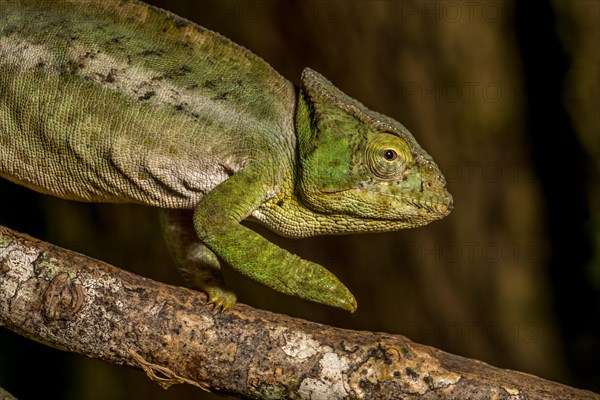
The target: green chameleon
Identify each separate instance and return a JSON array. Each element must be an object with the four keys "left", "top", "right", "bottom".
[{"left": 0, "top": 0, "right": 452, "bottom": 312}]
